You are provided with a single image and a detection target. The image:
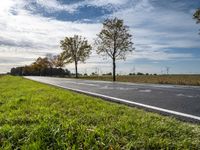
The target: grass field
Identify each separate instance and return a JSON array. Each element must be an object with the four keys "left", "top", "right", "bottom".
[
  {"left": 1, "top": 76, "right": 200, "bottom": 149},
  {"left": 81, "top": 75, "right": 200, "bottom": 86}
]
